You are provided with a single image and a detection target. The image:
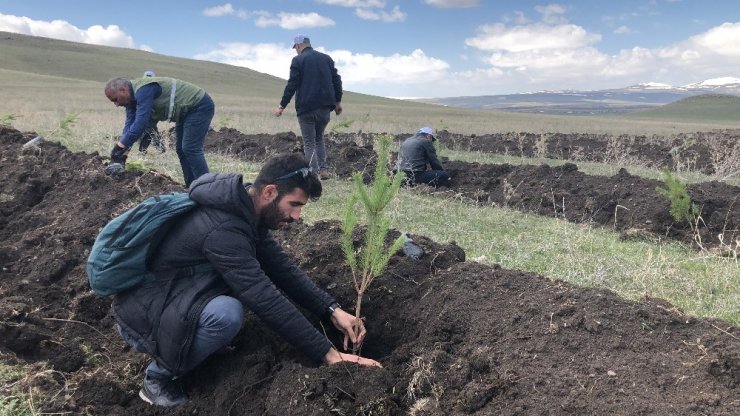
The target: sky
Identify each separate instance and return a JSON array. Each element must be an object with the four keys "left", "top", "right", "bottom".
[{"left": 1, "top": 0, "right": 739, "bottom": 98}]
